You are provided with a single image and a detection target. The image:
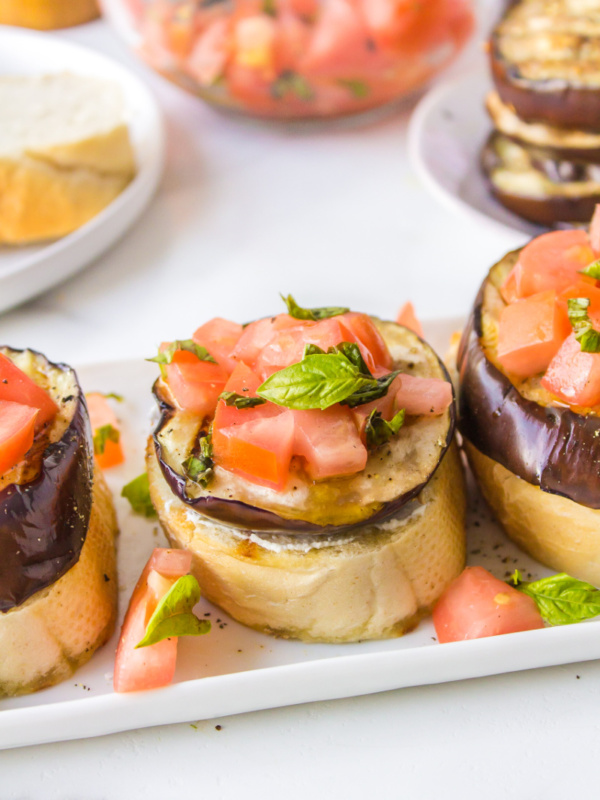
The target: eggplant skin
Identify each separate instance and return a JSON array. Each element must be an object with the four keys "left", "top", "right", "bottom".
[
  {"left": 0, "top": 348, "right": 93, "bottom": 612},
  {"left": 152, "top": 321, "right": 457, "bottom": 535},
  {"left": 457, "top": 258, "right": 600, "bottom": 509}
]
